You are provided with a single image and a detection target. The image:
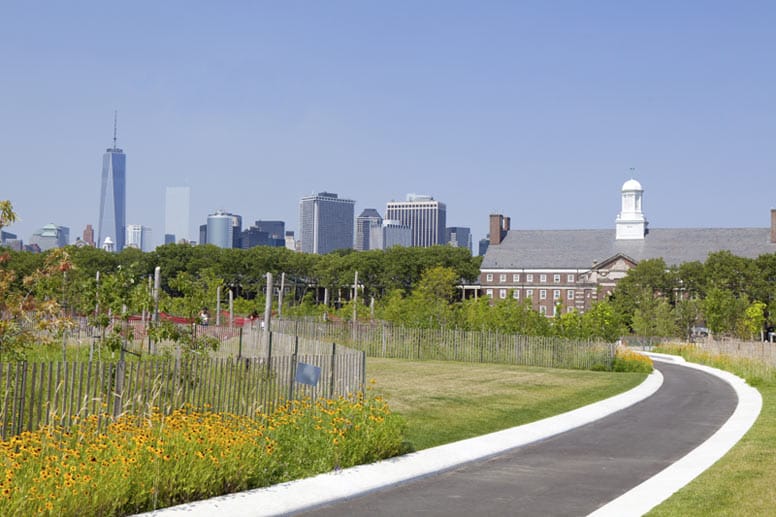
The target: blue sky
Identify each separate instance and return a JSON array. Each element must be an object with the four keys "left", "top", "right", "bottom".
[{"left": 2, "top": 1, "right": 775, "bottom": 248}]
